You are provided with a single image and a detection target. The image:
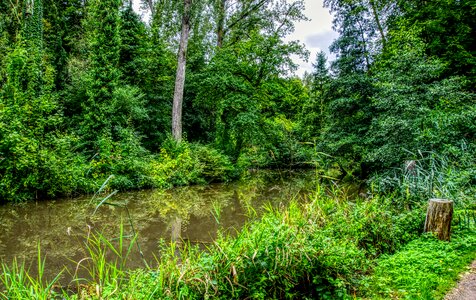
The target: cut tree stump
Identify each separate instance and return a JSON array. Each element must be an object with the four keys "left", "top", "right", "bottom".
[{"left": 424, "top": 198, "right": 454, "bottom": 241}]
